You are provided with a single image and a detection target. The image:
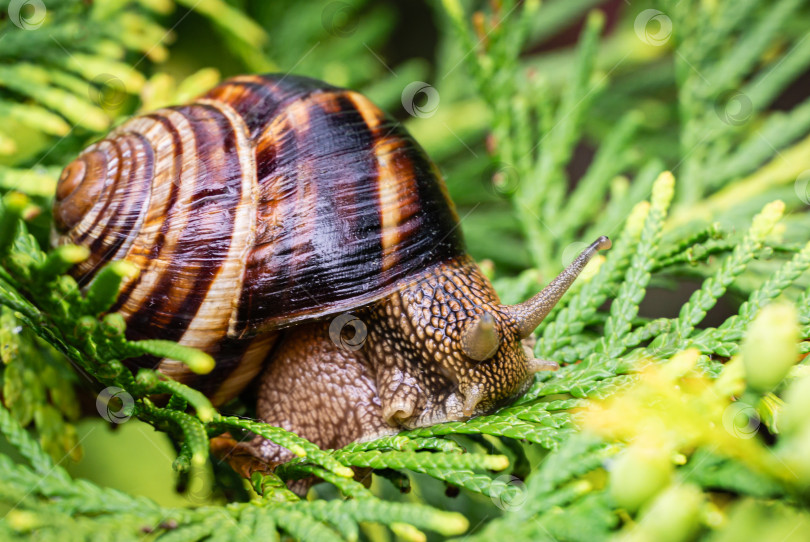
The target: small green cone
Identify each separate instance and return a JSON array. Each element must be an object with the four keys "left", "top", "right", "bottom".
[
  {"left": 742, "top": 303, "right": 799, "bottom": 393},
  {"left": 610, "top": 443, "right": 673, "bottom": 513}
]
